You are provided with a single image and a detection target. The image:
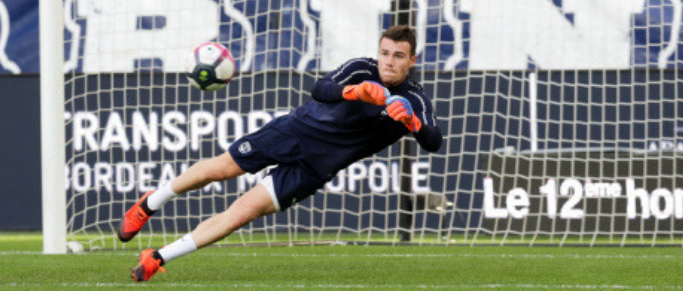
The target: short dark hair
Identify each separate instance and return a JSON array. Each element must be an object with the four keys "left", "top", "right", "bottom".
[{"left": 380, "top": 25, "right": 416, "bottom": 56}]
